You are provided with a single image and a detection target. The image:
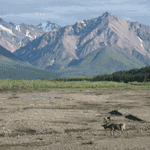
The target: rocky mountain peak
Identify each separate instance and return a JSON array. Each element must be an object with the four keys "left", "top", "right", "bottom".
[
  {"left": 47, "top": 21, "right": 51, "bottom": 24},
  {"left": 100, "top": 11, "right": 118, "bottom": 22},
  {"left": 37, "top": 21, "right": 61, "bottom": 32},
  {"left": 9, "top": 21, "right": 16, "bottom": 27},
  {"left": 102, "top": 11, "right": 111, "bottom": 17}
]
